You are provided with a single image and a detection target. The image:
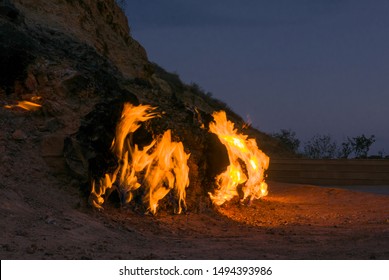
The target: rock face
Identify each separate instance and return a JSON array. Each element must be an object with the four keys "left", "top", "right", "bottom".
[
  {"left": 12, "top": 0, "right": 149, "bottom": 79},
  {"left": 0, "top": 0, "right": 293, "bottom": 212}
]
